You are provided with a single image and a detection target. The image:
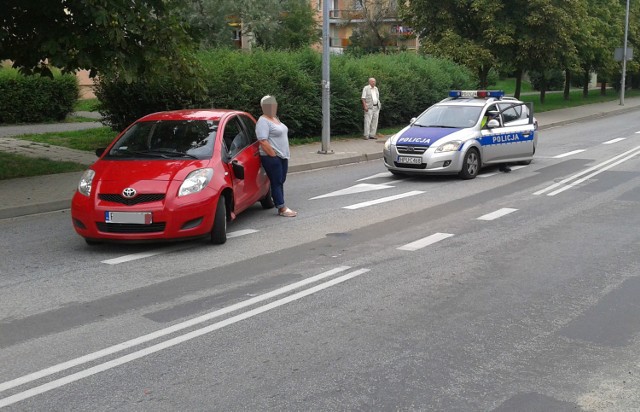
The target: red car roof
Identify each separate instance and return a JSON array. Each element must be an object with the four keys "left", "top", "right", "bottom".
[{"left": 138, "top": 109, "right": 250, "bottom": 122}]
